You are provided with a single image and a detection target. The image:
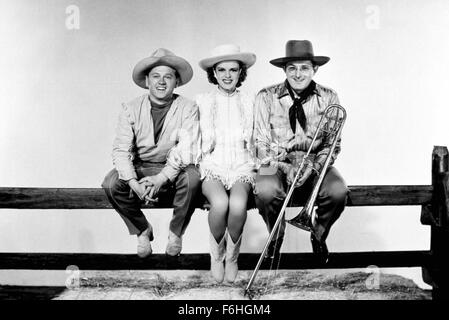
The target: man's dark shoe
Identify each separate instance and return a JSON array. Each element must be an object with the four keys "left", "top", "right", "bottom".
[{"left": 310, "top": 233, "right": 329, "bottom": 264}]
